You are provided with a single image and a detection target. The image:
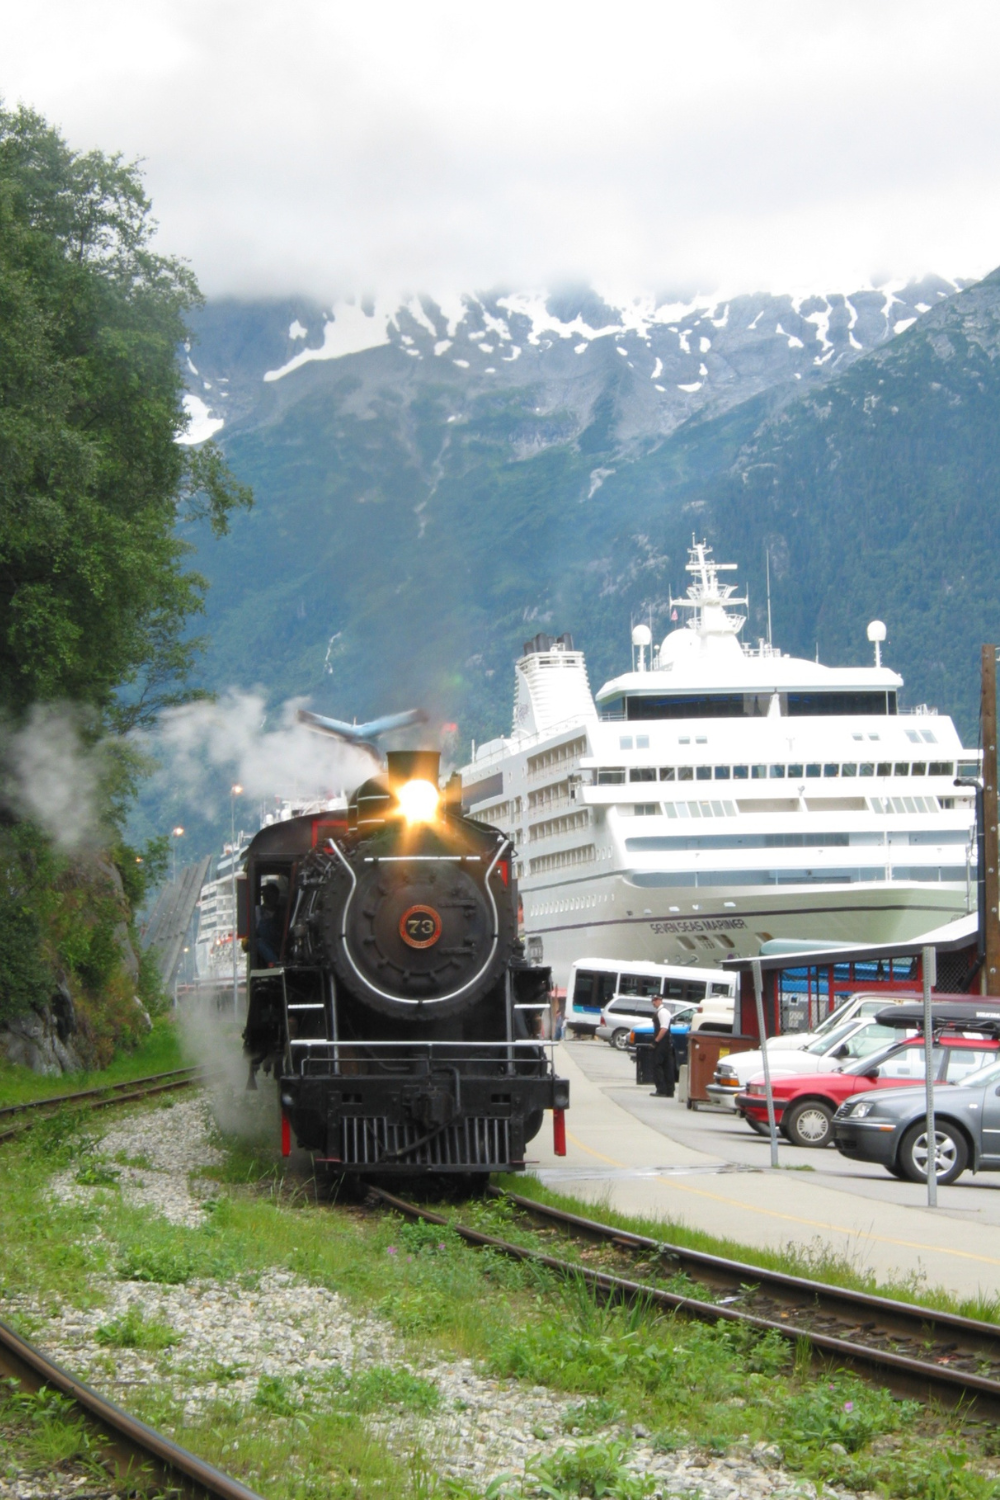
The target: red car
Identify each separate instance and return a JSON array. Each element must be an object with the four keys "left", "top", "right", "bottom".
[{"left": 735, "top": 1034, "right": 1000, "bottom": 1148}]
